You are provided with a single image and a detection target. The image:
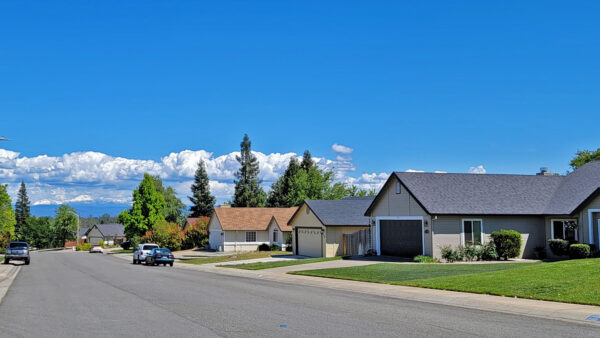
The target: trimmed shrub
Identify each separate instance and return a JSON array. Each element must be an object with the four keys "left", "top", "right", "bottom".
[
  {"left": 413, "top": 255, "right": 438, "bottom": 263},
  {"left": 269, "top": 244, "right": 281, "bottom": 251},
  {"left": 548, "top": 239, "right": 569, "bottom": 256},
  {"left": 76, "top": 243, "right": 92, "bottom": 251},
  {"left": 258, "top": 243, "right": 270, "bottom": 251},
  {"left": 490, "top": 230, "right": 522, "bottom": 260},
  {"left": 441, "top": 245, "right": 462, "bottom": 263},
  {"left": 569, "top": 244, "right": 590, "bottom": 259}
]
